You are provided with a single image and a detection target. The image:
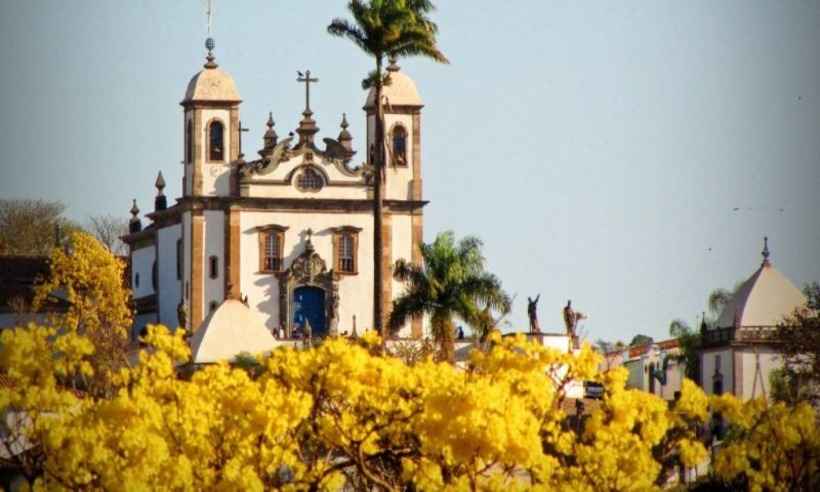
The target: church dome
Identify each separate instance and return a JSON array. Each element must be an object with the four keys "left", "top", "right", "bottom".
[
  {"left": 189, "top": 299, "right": 275, "bottom": 363},
  {"left": 365, "top": 61, "right": 422, "bottom": 108},
  {"left": 716, "top": 239, "right": 808, "bottom": 328},
  {"left": 182, "top": 39, "right": 241, "bottom": 104},
  {"left": 183, "top": 66, "right": 241, "bottom": 104}
]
